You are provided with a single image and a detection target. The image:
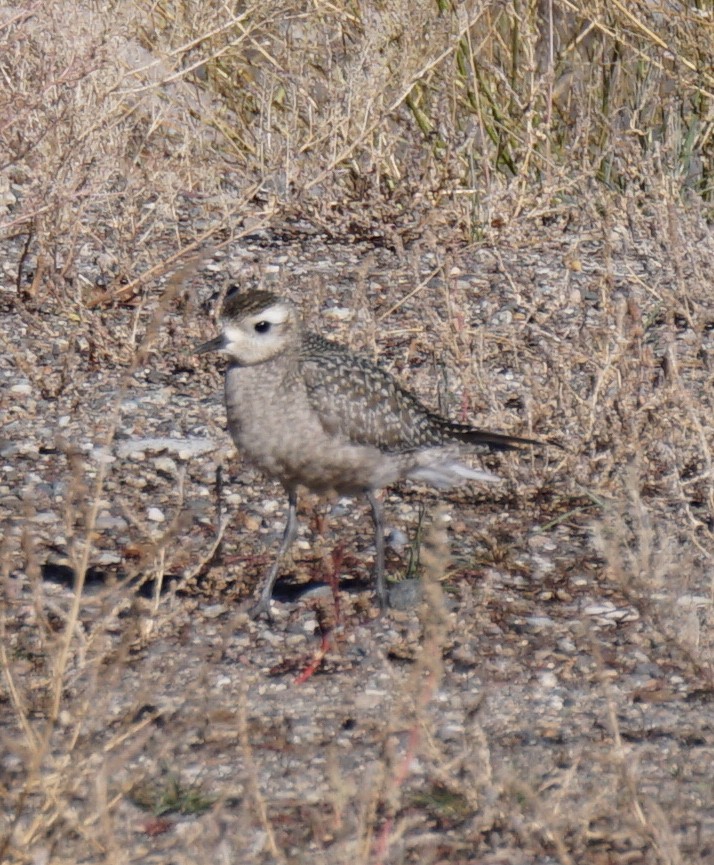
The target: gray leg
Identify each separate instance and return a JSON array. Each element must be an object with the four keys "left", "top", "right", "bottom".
[
  {"left": 367, "top": 490, "right": 388, "bottom": 611},
  {"left": 250, "top": 489, "right": 298, "bottom": 619}
]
